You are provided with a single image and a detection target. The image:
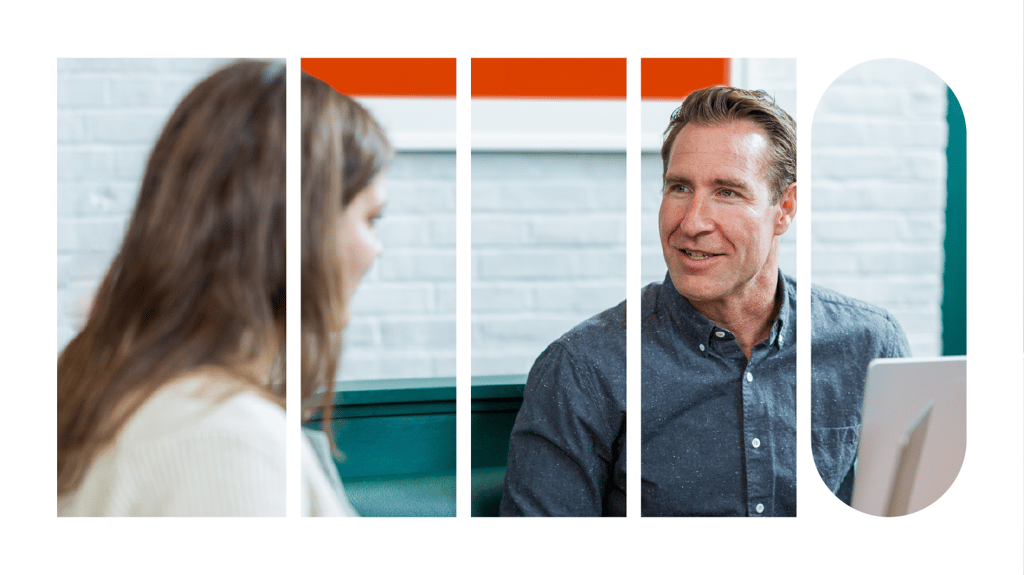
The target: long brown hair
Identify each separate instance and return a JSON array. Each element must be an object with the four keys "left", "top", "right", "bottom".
[
  {"left": 57, "top": 60, "right": 287, "bottom": 496},
  {"left": 300, "top": 72, "right": 391, "bottom": 442}
]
